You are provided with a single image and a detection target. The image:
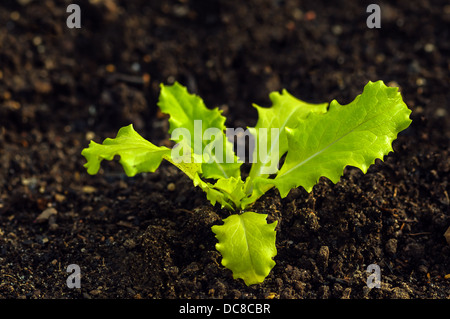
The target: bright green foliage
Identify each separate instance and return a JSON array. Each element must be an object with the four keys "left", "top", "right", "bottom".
[
  {"left": 245, "top": 81, "right": 413, "bottom": 203},
  {"left": 246, "top": 90, "right": 328, "bottom": 186},
  {"left": 81, "top": 80, "right": 412, "bottom": 286},
  {"left": 193, "top": 175, "right": 246, "bottom": 211},
  {"left": 158, "top": 82, "right": 242, "bottom": 180},
  {"left": 81, "top": 124, "right": 171, "bottom": 176},
  {"left": 211, "top": 212, "right": 277, "bottom": 286},
  {"left": 243, "top": 90, "right": 328, "bottom": 207}
]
